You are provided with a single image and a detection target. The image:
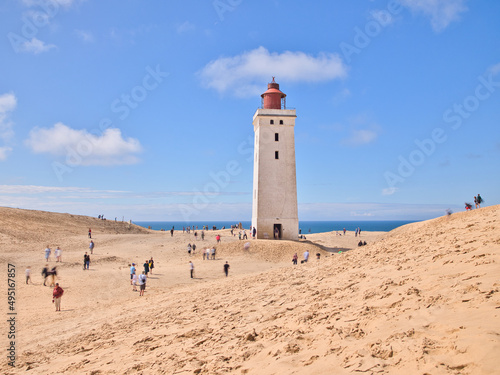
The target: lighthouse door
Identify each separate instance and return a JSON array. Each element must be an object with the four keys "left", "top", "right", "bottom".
[{"left": 273, "top": 224, "right": 282, "bottom": 240}]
